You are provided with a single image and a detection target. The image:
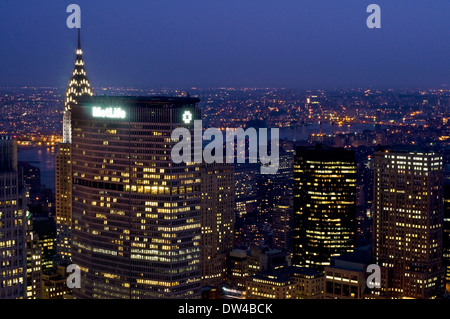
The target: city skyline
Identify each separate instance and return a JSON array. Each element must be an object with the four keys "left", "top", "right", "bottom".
[{"left": 1, "top": 0, "right": 449, "bottom": 303}]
